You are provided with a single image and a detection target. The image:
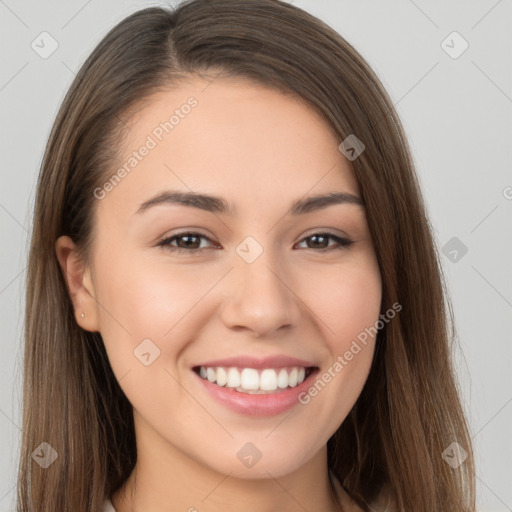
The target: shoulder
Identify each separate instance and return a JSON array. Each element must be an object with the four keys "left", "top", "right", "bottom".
[{"left": 102, "top": 498, "right": 117, "bottom": 512}]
